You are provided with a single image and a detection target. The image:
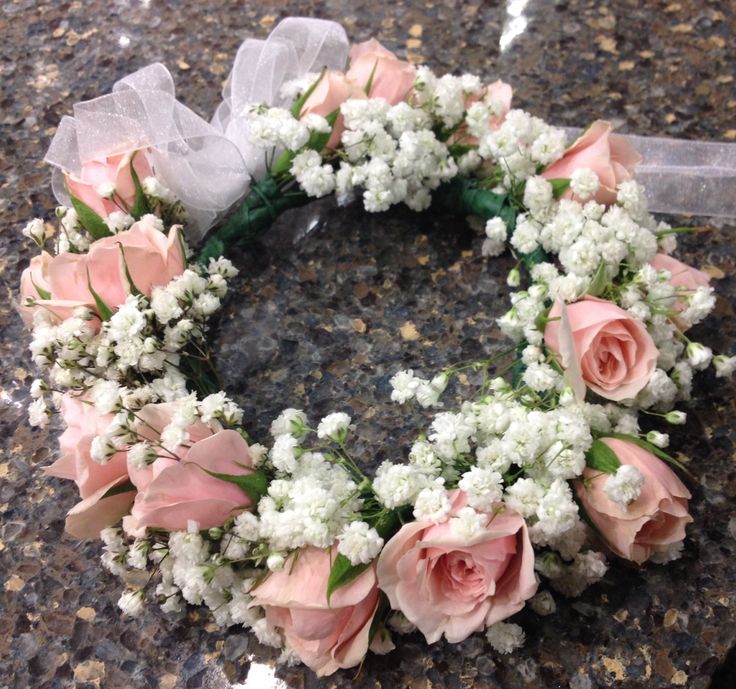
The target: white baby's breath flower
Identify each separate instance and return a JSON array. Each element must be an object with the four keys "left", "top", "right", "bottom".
[
  {"left": 529, "top": 590, "right": 556, "bottom": 616},
  {"left": 486, "top": 622, "right": 525, "bottom": 654},
  {"left": 665, "top": 410, "right": 686, "bottom": 425},
  {"left": 96, "top": 181, "right": 116, "bottom": 199},
  {"left": 316, "top": 412, "right": 351, "bottom": 442},
  {"left": 128, "top": 442, "right": 154, "bottom": 471},
  {"left": 412, "top": 484, "right": 451, "bottom": 523},
  {"left": 603, "top": 465, "right": 645, "bottom": 509},
  {"left": 142, "top": 176, "right": 176, "bottom": 204},
  {"left": 714, "top": 354, "right": 736, "bottom": 378},
  {"left": 645, "top": 431, "right": 669, "bottom": 448},
  {"left": 270, "top": 434, "right": 299, "bottom": 473},
  {"left": 337, "top": 522, "right": 384, "bottom": 565},
  {"left": 270, "top": 408, "right": 308, "bottom": 438},
  {"left": 22, "top": 218, "right": 46, "bottom": 245},
  {"left": 266, "top": 553, "right": 285, "bottom": 571},
  {"left": 686, "top": 342, "right": 712, "bottom": 370},
  {"left": 415, "top": 373, "right": 448, "bottom": 408},
  {"left": 390, "top": 369, "right": 421, "bottom": 403},
  {"left": 28, "top": 398, "right": 48, "bottom": 428},
  {"left": 570, "top": 168, "right": 599, "bottom": 199},
  {"left": 118, "top": 590, "right": 145, "bottom": 617}
]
